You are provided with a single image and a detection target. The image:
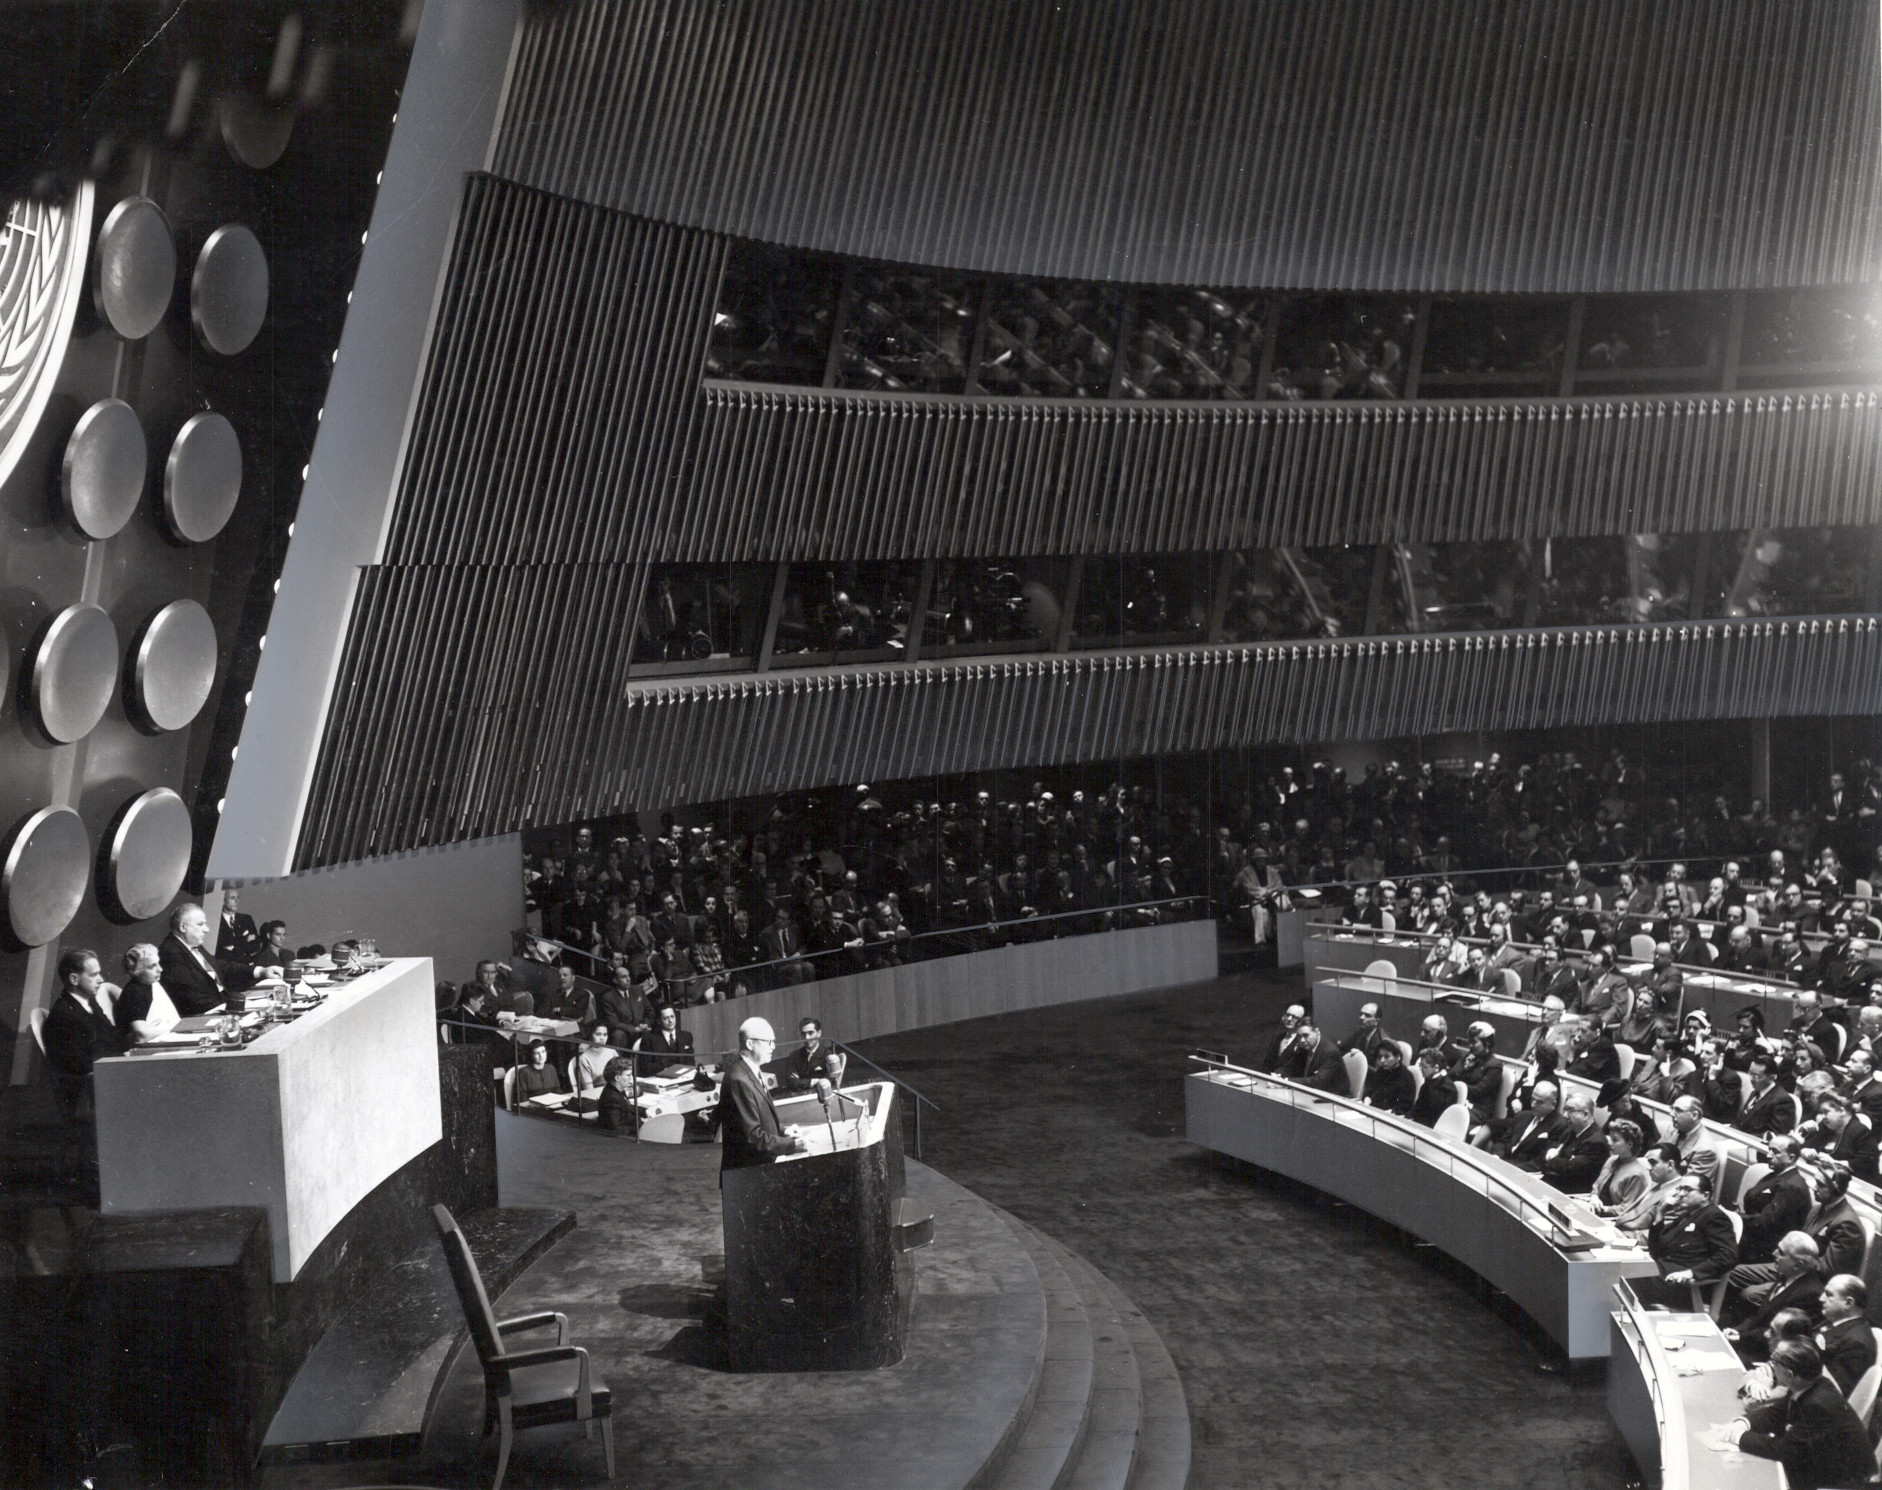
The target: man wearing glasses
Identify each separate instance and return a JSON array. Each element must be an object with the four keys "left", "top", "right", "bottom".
[{"left": 716, "top": 1016, "right": 807, "bottom": 1170}]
